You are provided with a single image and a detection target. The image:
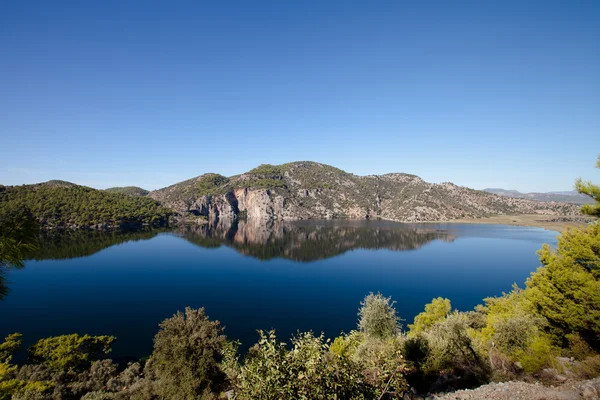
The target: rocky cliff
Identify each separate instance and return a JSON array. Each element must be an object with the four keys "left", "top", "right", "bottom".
[{"left": 149, "top": 162, "right": 582, "bottom": 223}]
